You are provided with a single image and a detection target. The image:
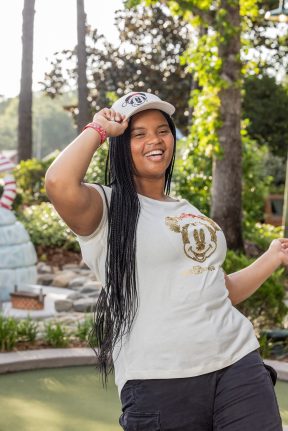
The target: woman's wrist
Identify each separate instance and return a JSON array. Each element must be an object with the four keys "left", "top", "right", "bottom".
[
  {"left": 83, "top": 122, "right": 108, "bottom": 146},
  {"left": 265, "top": 247, "right": 282, "bottom": 270}
]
